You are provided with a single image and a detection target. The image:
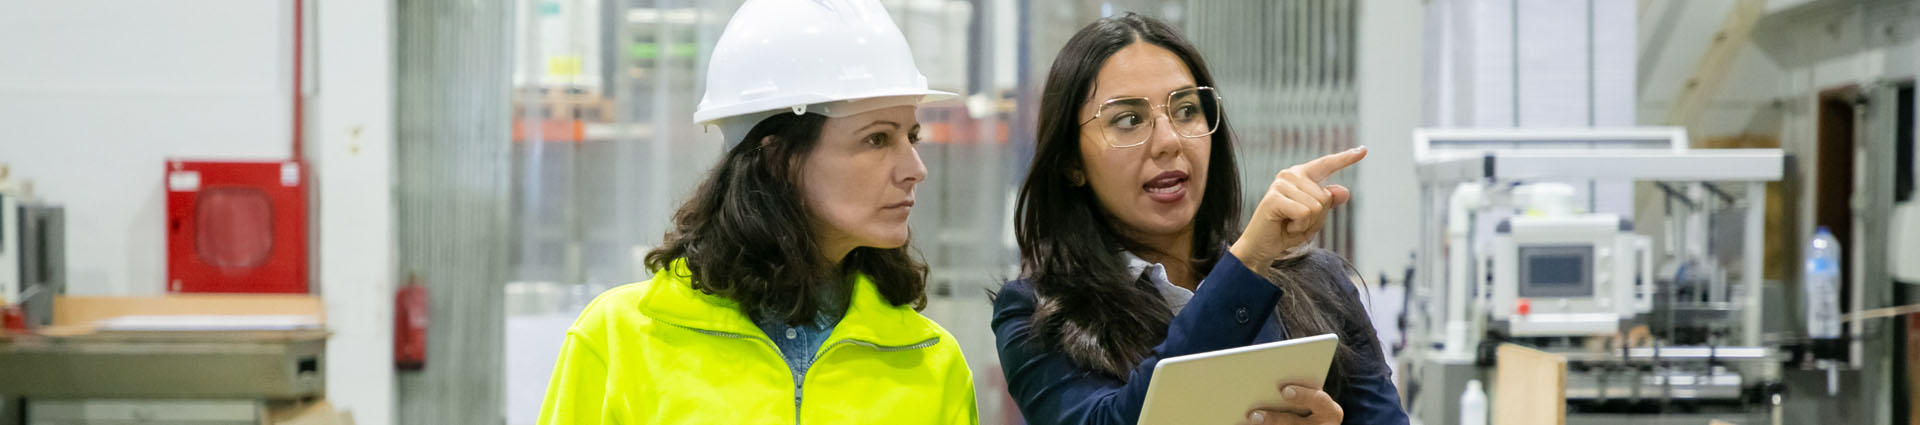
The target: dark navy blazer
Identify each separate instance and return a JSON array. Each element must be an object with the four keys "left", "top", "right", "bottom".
[{"left": 991, "top": 251, "right": 1410, "bottom": 425}]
